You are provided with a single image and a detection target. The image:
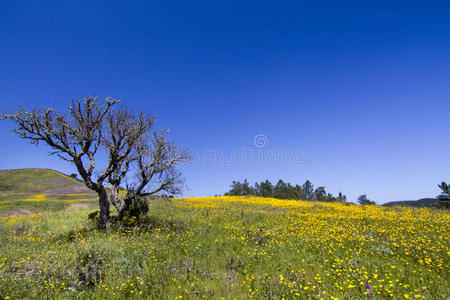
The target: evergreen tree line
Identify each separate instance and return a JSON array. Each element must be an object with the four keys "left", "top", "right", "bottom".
[{"left": 224, "top": 179, "right": 347, "bottom": 202}]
